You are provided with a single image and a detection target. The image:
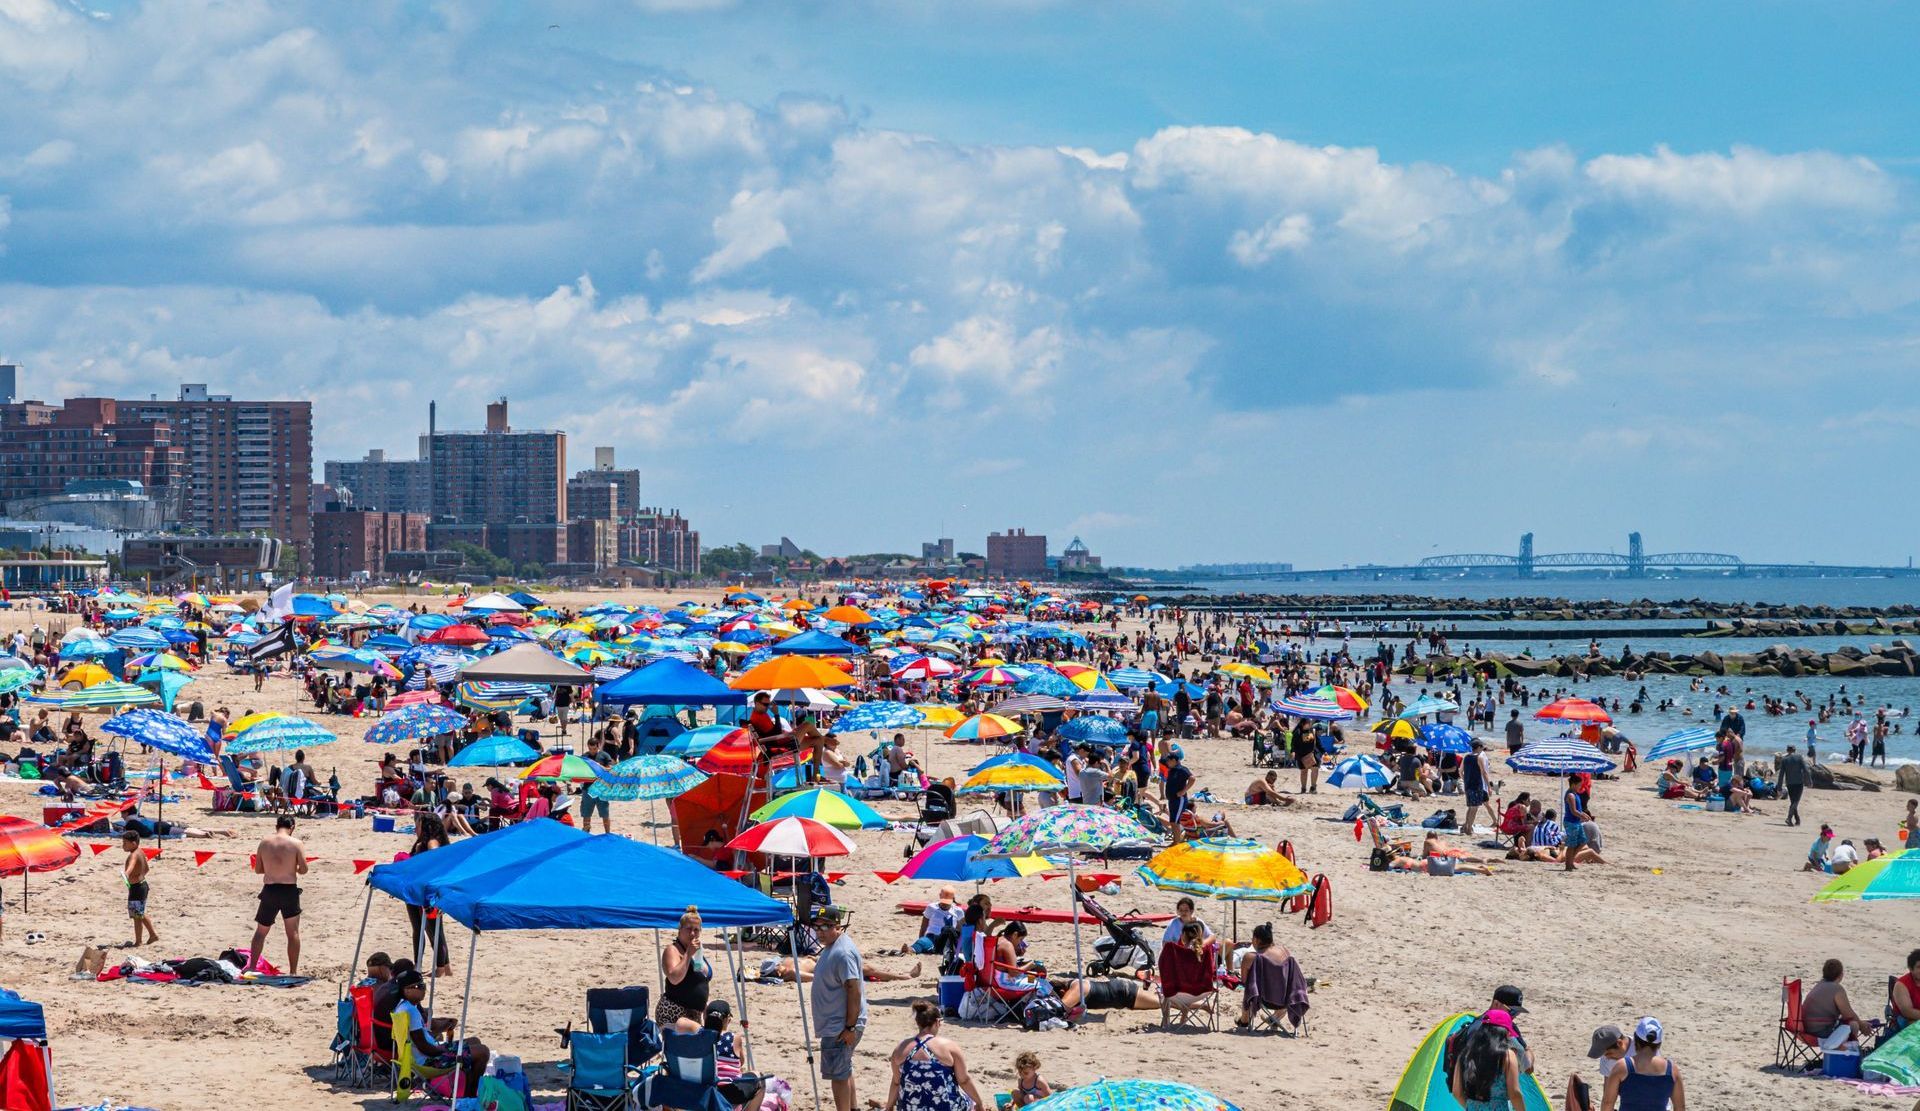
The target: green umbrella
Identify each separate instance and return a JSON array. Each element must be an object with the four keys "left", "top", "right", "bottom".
[
  {"left": 1814, "top": 849, "right": 1920, "bottom": 902},
  {"left": 1389, "top": 1013, "right": 1552, "bottom": 1111}
]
